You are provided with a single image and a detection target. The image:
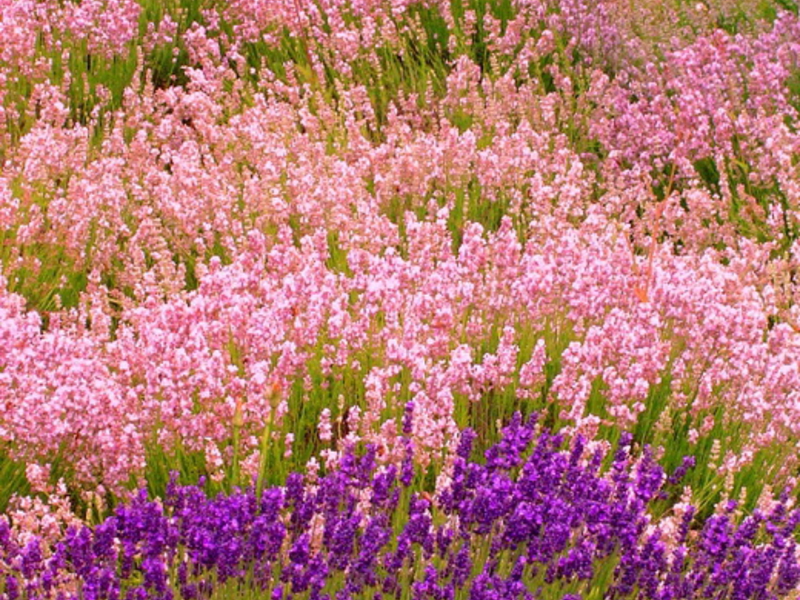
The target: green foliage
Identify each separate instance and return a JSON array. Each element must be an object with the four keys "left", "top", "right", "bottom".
[{"left": 0, "top": 451, "right": 29, "bottom": 514}]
